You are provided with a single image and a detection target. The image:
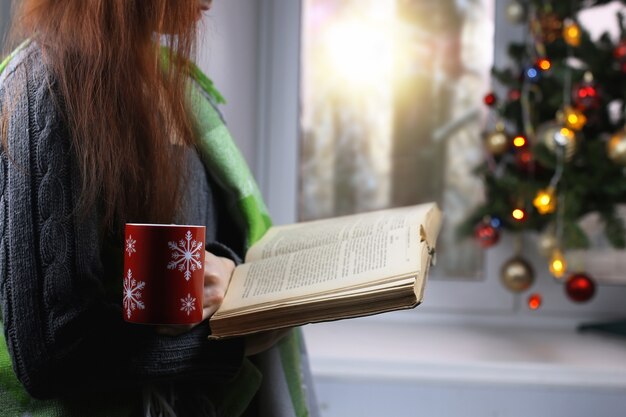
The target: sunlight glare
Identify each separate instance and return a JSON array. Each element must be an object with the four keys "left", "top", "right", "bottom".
[{"left": 324, "top": 19, "right": 395, "bottom": 87}]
